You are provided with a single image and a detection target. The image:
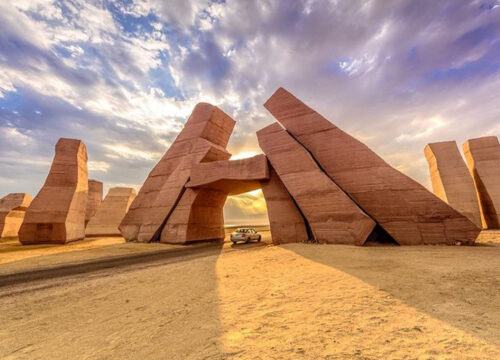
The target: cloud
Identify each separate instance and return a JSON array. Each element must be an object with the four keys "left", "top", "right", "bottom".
[
  {"left": 88, "top": 160, "right": 110, "bottom": 172},
  {"left": 224, "top": 190, "right": 269, "bottom": 225},
  {"left": 0, "top": 0, "right": 499, "bottom": 223}
]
